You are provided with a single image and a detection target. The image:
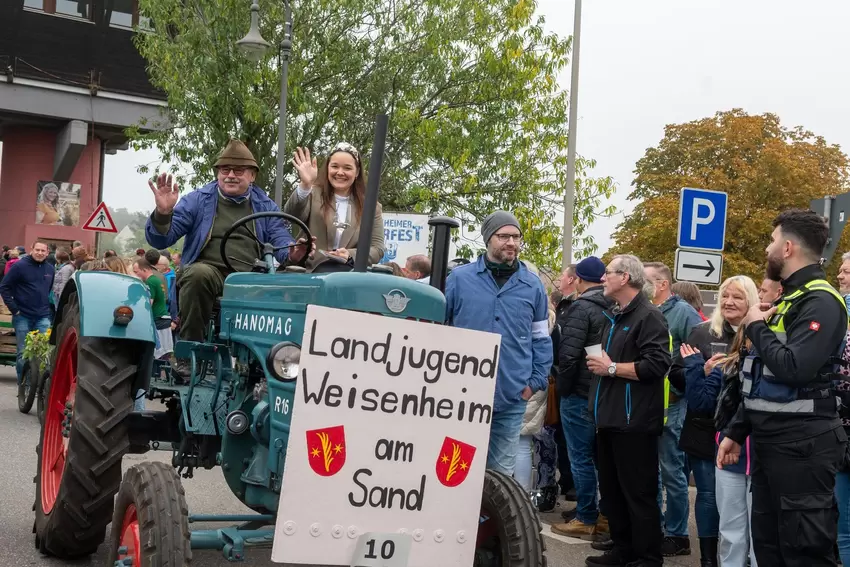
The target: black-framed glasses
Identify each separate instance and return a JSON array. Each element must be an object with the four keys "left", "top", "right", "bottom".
[
  {"left": 605, "top": 269, "right": 625, "bottom": 276},
  {"left": 494, "top": 233, "right": 523, "bottom": 243},
  {"left": 218, "top": 166, "right": 248, "bottom": 175}
]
